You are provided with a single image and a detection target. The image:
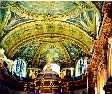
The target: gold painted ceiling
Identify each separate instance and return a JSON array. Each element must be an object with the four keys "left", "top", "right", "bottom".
[{"left": 0, "top": 1, "right": 101, "bottom": 68}]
